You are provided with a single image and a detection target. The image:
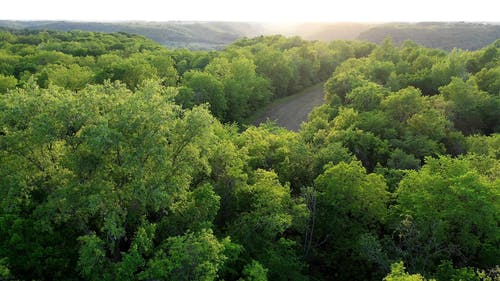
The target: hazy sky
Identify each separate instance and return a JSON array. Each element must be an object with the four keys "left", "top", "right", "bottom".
[{"left": 1, "top": 0, "right": 498, "bottom": 22}]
